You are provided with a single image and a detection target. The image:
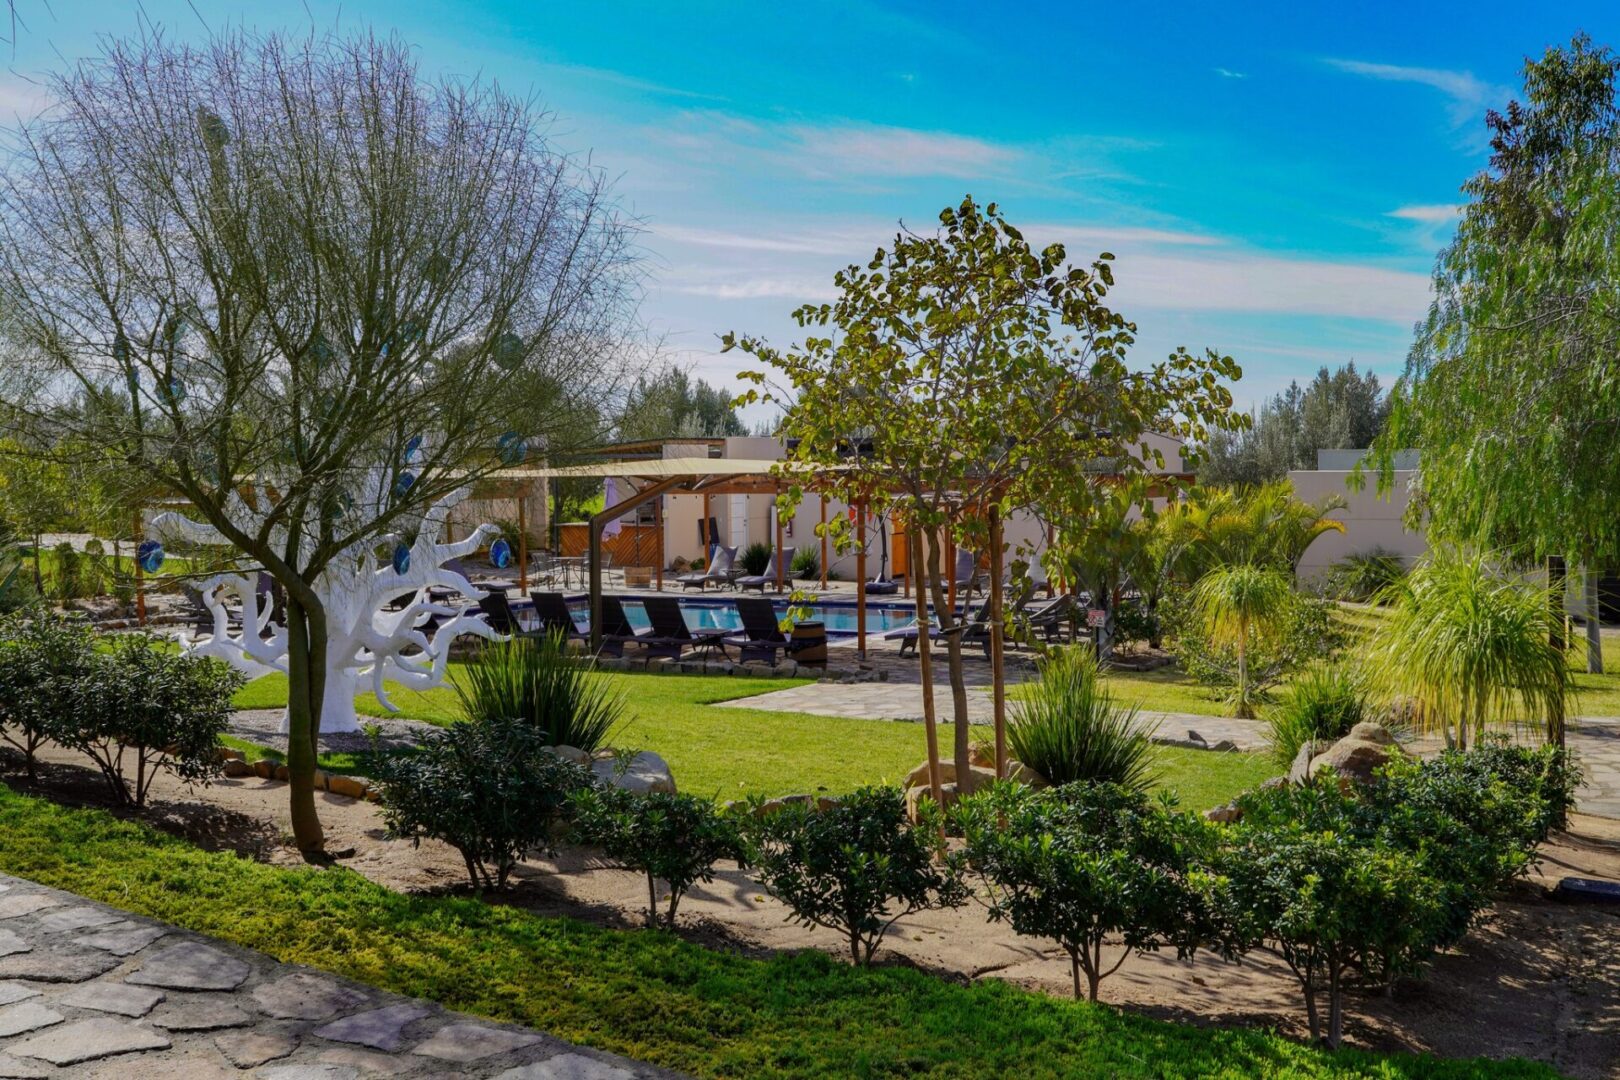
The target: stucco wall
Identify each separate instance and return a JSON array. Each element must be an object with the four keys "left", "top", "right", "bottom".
[{"left": 1288, "top": 468, "right": 1425, "bottom": 584}]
